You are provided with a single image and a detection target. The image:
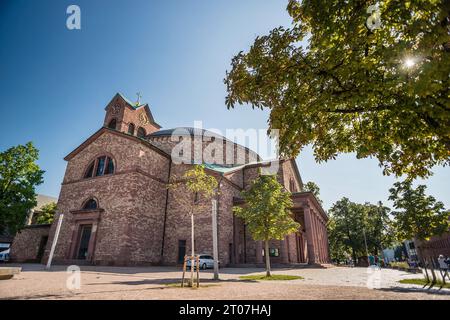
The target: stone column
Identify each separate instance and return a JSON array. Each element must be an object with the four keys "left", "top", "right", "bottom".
[
  {"left": 300, "top": 233, "right": 306, "bottom": 263},
  {"left": 318, "top": 216, "right": 324, "bottom": 263},
  {"left": 299, "top": 233, "right": 305, "bottom": 263},
  {"left": 312, "top": 210, "right": 320, "bottom": 263},
  {"left": 280, "top": 237, "right": 289, "bottom": 264},
  {"left": 317, "top": 218, "right": 324, "bottom": 263},
  {"left": 321, "top": 219, "right": 326, "bottom": 262},
  {"left": 320, "top": 219, "right": 326, "bottom": 263},
  {"left": 303, "top": 206, "right": 316, "bottom": 264},
  {"left": 324, "top": 222, "right": 331, "bottom": 263},
  {"left": 285, "top": 235, "right": 290, "bottom": 263},
  {"left": 256, "top": 241, "right": 263, "bottom": 264},
  {"left": 317, "top": 215, "right": 324, "bottom": 263},
  {"left": 323, "top": 220, "right": 328, "bottom": 262},
  {"left": 233, "top": 217, "right": 240, "bottom": 264}
]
